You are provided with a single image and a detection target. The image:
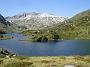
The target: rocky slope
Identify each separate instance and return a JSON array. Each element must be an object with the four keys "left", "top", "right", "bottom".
[
  {"left": 6, "top": 13, "right": 66, "bottom": 30},
  {"left": 0, "top": 14, "right": 15, "bottom": 33}
]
